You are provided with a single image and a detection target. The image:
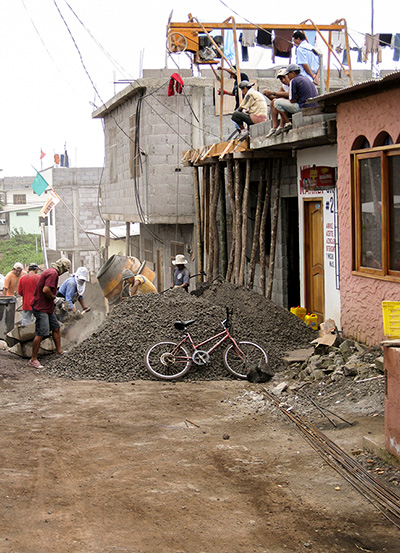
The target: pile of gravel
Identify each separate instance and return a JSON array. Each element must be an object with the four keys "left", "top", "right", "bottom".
[{"left": 46, "top": 281, "right": 316, "bottom": 382}]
